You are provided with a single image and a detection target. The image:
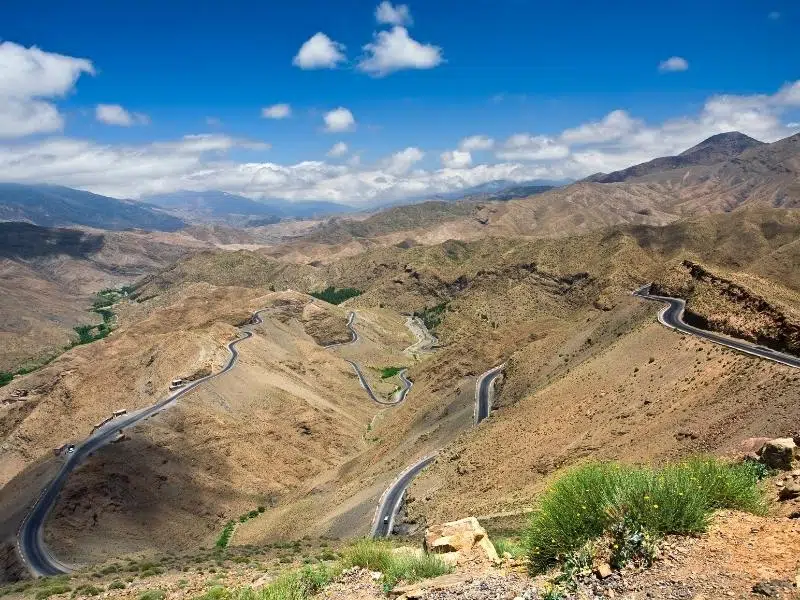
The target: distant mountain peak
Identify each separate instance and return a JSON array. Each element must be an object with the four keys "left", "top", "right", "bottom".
[
  {"left": 584, "top": 131, "right": 765, "bottom": 184},
  {"left": 678, "top": 131, "right": 764, "bottom": 158}
]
